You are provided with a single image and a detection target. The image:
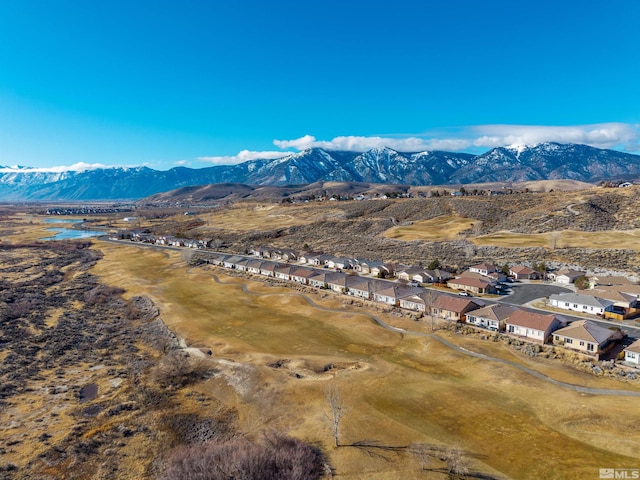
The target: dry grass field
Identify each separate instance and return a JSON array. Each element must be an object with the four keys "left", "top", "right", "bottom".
[
  {"left": 383, "top": 216, "right": 477, "bottom": 241},
  {"left": 193, "top": 203, "right": 342, "bottom": 232},
  {"left": 473, "top": 229, "right": 640, "bottom": 250},
  {"left": 88, "top": 240, "right": 640, "bottom": 480}
]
